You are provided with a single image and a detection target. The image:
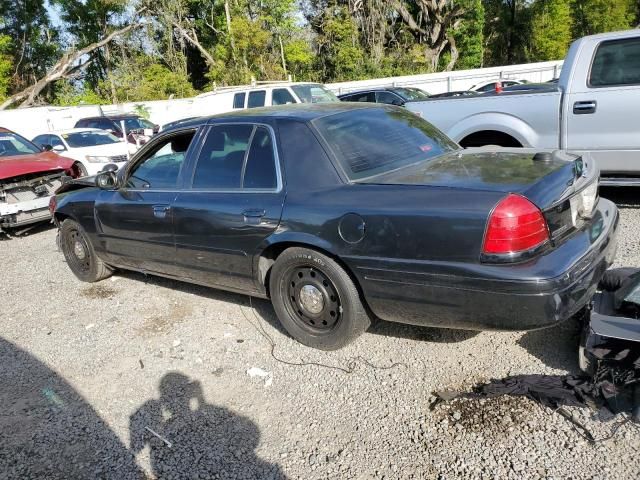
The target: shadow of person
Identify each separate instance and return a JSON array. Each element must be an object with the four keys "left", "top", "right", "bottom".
[
  {"left": 0, "top": 337, "right": 143, "bottom": 479},
  {"left": 130, "top": 372, "right": 285, "bottom": 480}
]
